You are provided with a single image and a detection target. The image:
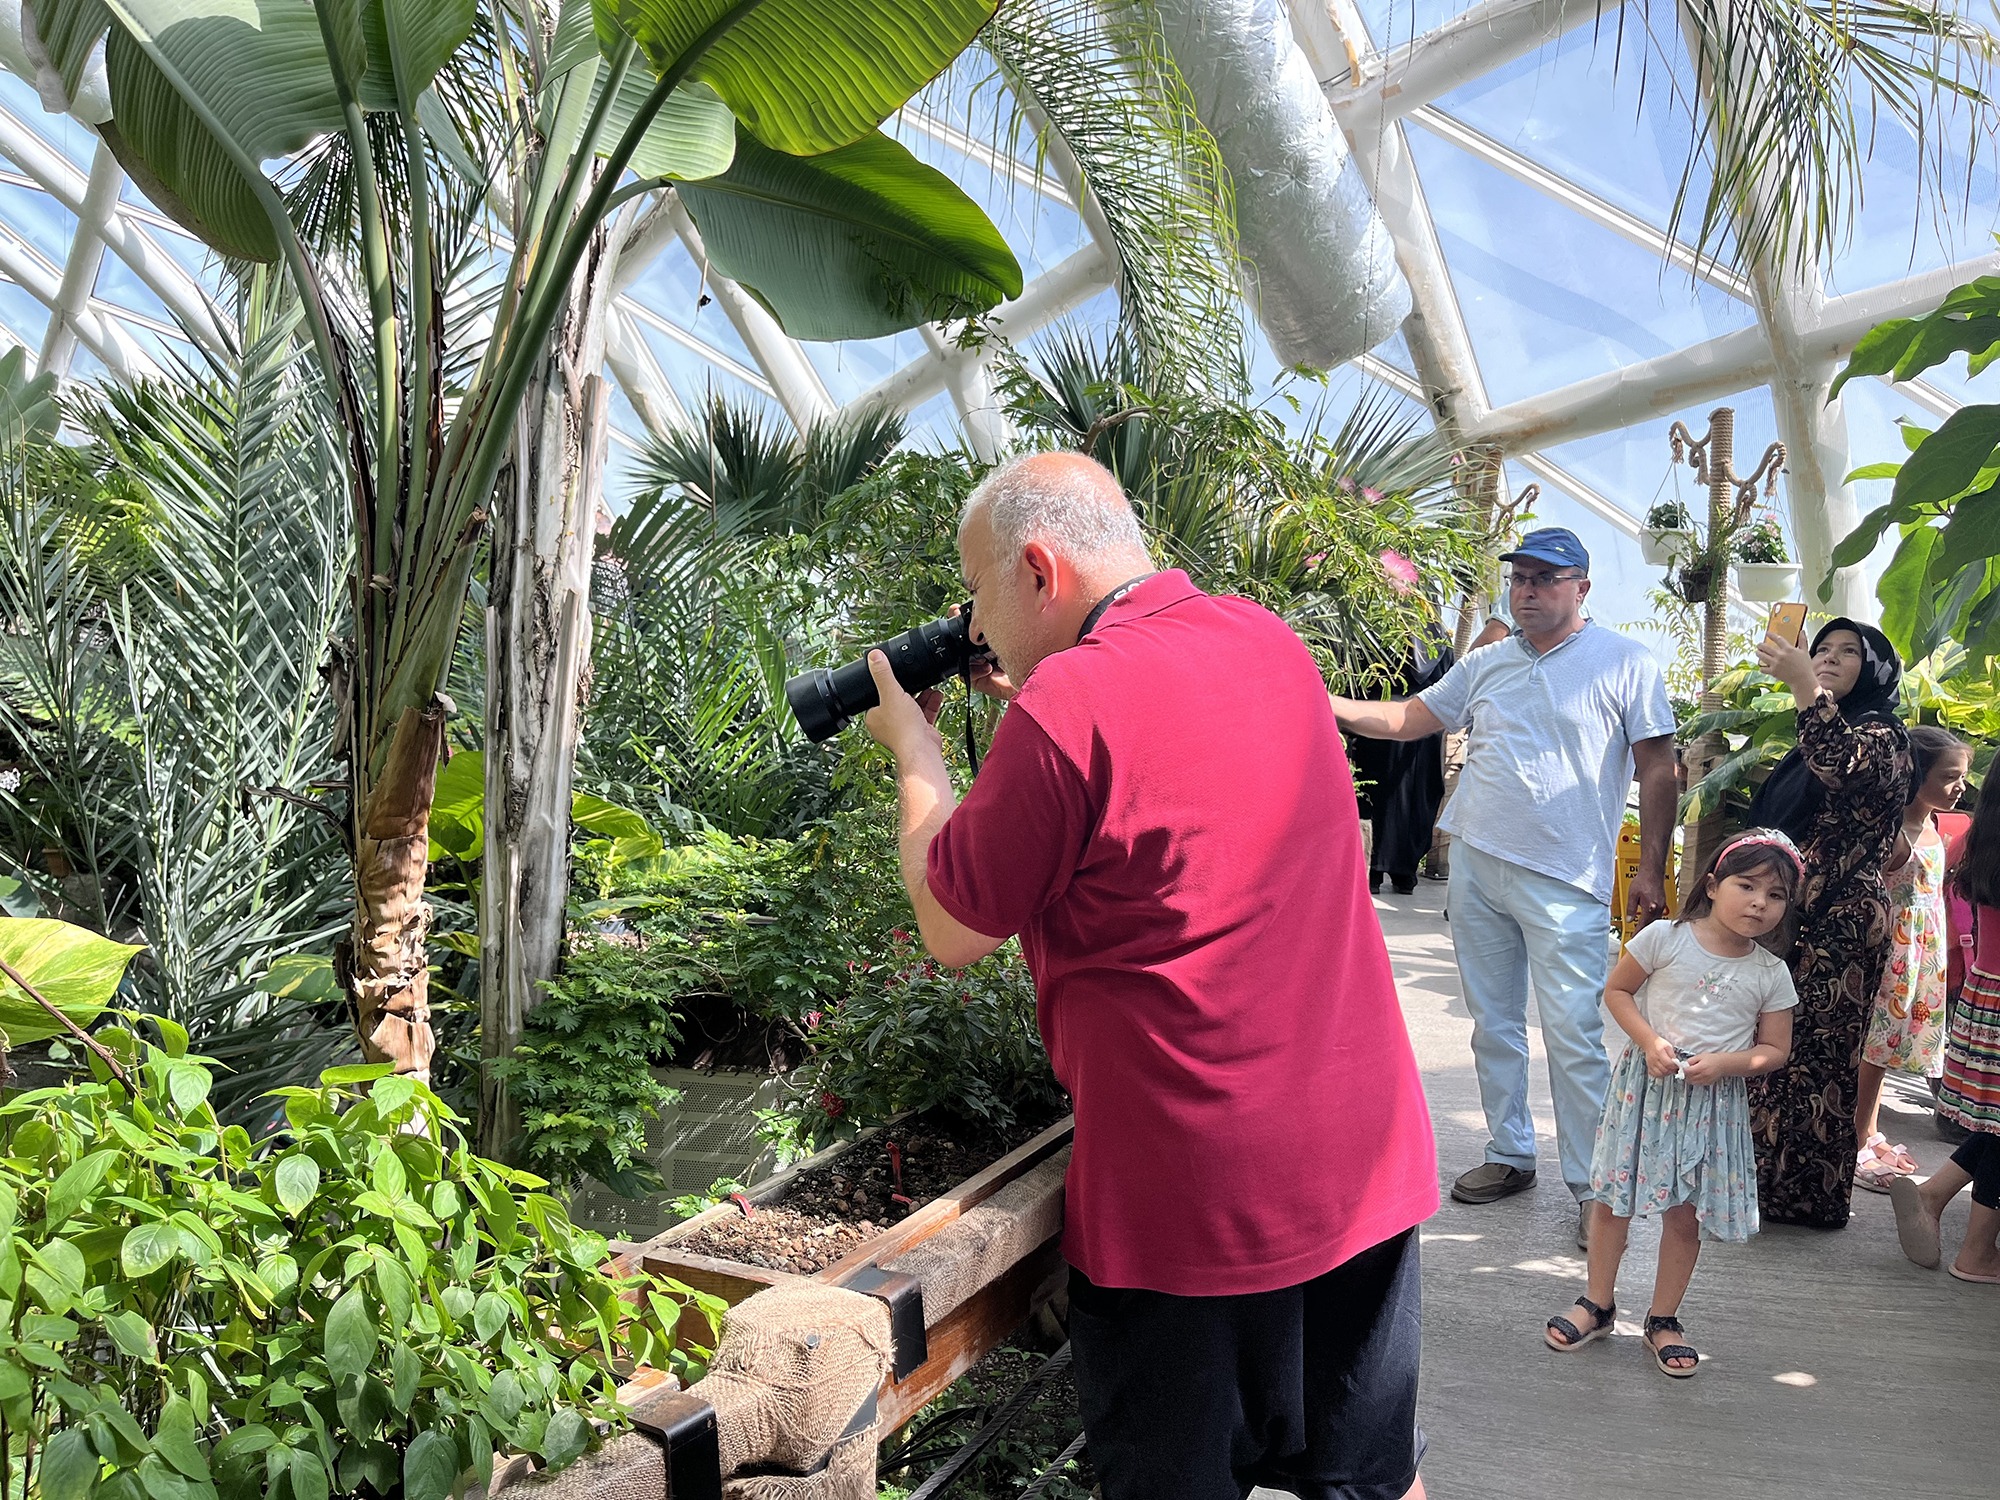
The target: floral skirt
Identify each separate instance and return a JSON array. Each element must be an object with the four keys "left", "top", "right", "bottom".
[
  {"left": 1939, "top": 964, "right": 2000, "bottom": 1132},
  {"left": 1588, "top": 1044, "right": 1760, "bottom": 1243}
]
